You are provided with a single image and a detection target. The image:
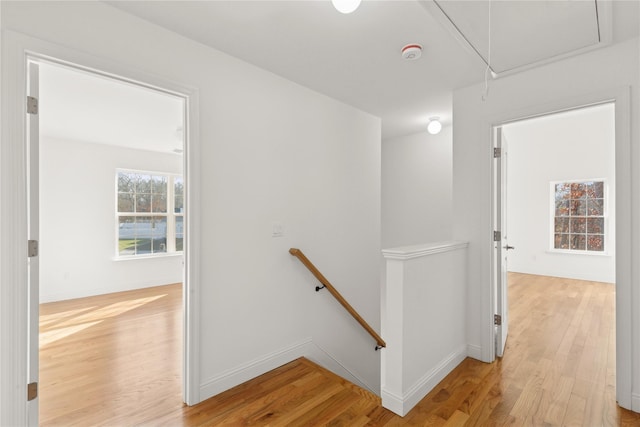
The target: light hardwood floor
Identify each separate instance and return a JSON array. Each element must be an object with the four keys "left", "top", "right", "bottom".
[
  {"left": 39, "top": 284, "right": 184, "bottom": 426},
  {"left": 39, "top": 274, "right": 640, "bottom": 425}
]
